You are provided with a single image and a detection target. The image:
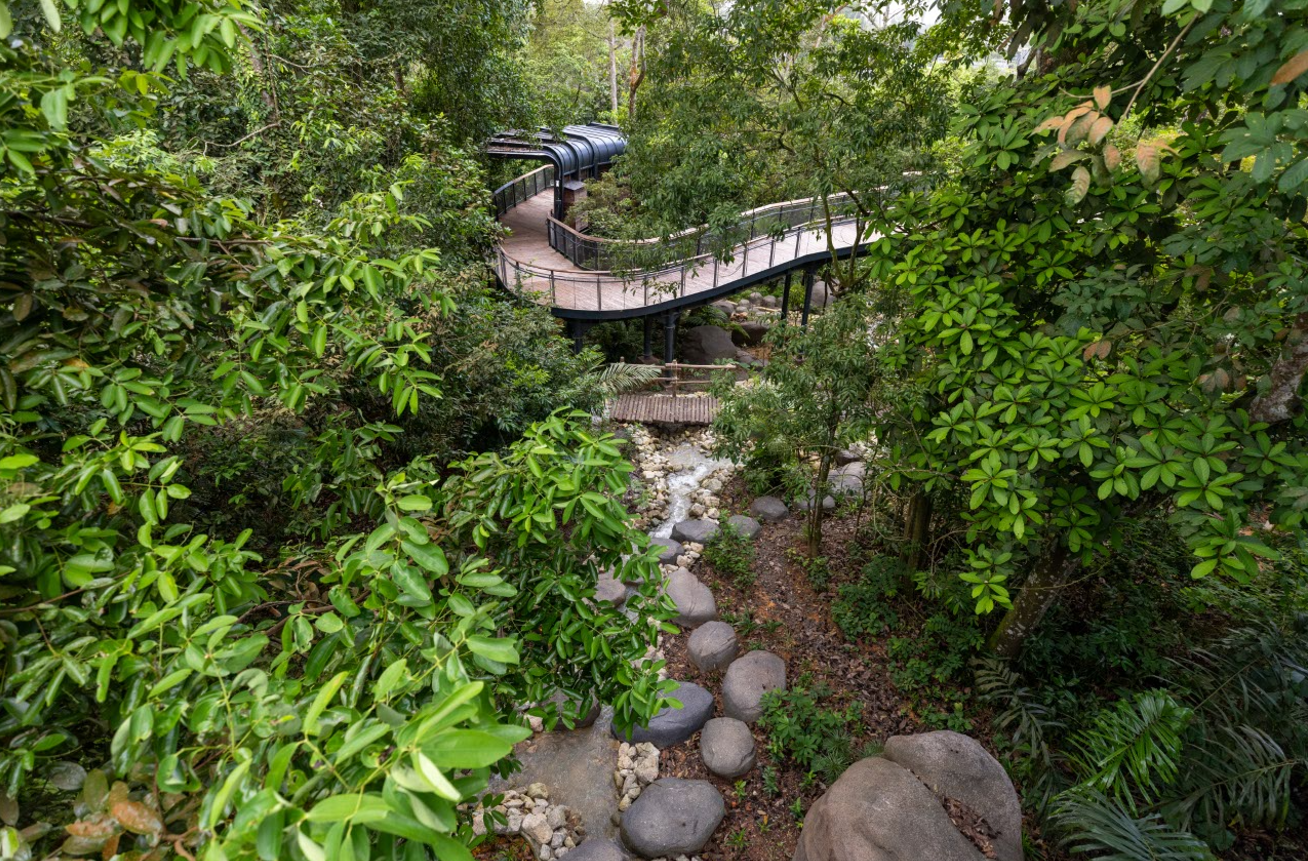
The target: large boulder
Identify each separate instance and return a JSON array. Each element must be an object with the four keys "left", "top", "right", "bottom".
[
  {"left": 687, "top": 621, "right": 738, "bottom": 673},
  {"left": 732, "top": 321, "right": 770, "bottom": 347},
  {"left": 620, "top": 778, "right": 725, "bottom": 859},
  {"left": 829, "top": 473, "right": 863, "bottom": 498},
  {"left": 613, "top": 681, "right": 714, "bottom": 747},
  {"left": 793, "top": 757, "right": 988, "bottom": 861},
  {"left": 648, "top": 537, "right": 682, "bottom": 565},
  {"left": 666, "top": 568, "right": 717, "bottom": 628},
  {"left": 671, "top": 519, "right": 718, "bottom": 545},
  {"left": 726, "top": 514, "right": 762, "bottom": 540},
  {"left": 810, "top": 280, "right": 832, "bottom": 309},
  {"left": 749, "top": 496, "right": 789, "bottom": 522},
  {"left": 564, "top": 840, "right": 628, "bottom": 861},
  {"left": 595, "top": 571, "right": 630, "bottom": 606},
  {"left": 883, "top": 731, "right": 1023, "bottom": 861},
  {"left": 700, "top": 717, "right": 756, "bottom": 779},
  {"left": 721, "top": 651, "right": 787, "bottom": 723},
  {"left": 682, "top": 325, "right": 737, "bottom": 364}
]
